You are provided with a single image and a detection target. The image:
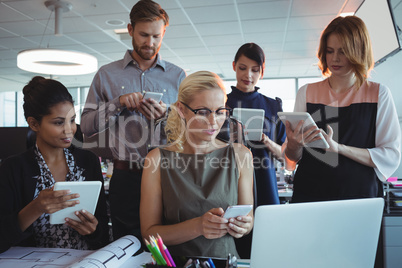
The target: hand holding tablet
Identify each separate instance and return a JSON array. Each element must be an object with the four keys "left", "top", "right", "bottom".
[
  {"left": 277, "top": 112, "right": 329, "bottom": 149},
  {"left": 49, "top": 181, "right": 102, "bottom": 224},
  {"left": 232, "top": 108, "right": 265, "bottom": 141}
]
